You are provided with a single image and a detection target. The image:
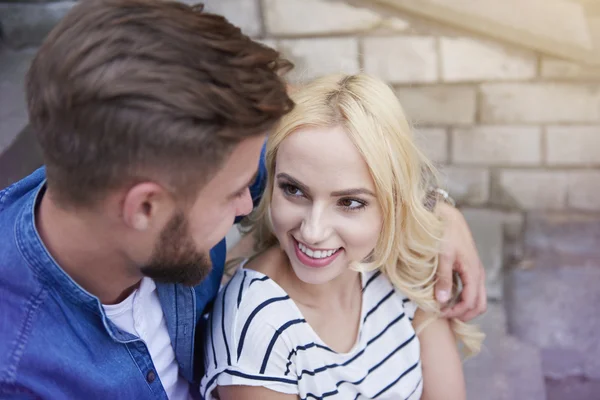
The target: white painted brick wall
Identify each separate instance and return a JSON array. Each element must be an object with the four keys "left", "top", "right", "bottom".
[
  {"left": 396, "top": 86, "right": 476, "bottom": 125},
  {"left": 546, "top": 126, "right": 600, "bottom": 165},
  {"left": 495, "top": 170, "right": 568, "bottom": 209},
  {"left": 442, "top": 167, "right": 490, "bottom": 205},
  {"left": 541, "top": 57, "right": 600, "bottom": 80},
  {"left": 414, "top": 128, "right": 448, "bottom": 163},
  {"left": 363, "top": 37, "right": 438, "bottom": 84},
  {"left": 568, "top": 171, "right": 600, "bottom": 211},
  {"left": 452, "top": 126, "right": 542, "bottom": 165},
  {"left": 440, "top": 37, "right": 536, "bottom": 82},
  {"left": 278, "top": 38, "right": 360, "bottom": 82},
  {"left": 480, "top": 83, "right": 600, "bottom": 124},
  {"left": 263, "top": 0, "right": 383, "bottom": 35},
  {"left": 201, "top": 0, "right": 262, "bottom": 37}
]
